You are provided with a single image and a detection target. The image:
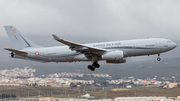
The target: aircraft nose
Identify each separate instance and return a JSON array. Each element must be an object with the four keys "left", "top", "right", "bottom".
[
  {"left": 172, "top": 42, "right": 177, "bottom": 49},
  {"left": 174, "top": 43, "right": 178, "bottom": 48}
]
